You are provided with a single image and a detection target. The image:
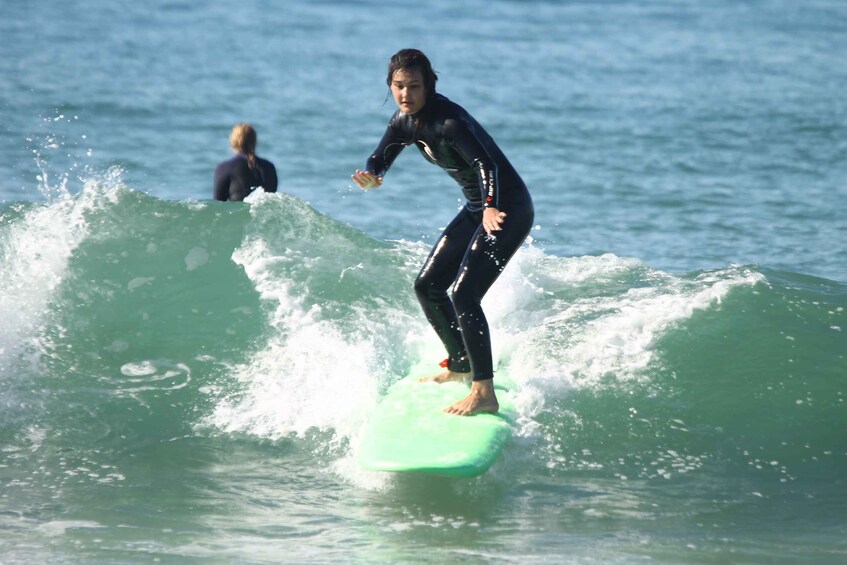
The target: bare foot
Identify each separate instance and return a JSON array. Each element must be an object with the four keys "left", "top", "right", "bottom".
[
  {"left": 418, "top": 370, "right": 470, "bottom": 384},
  {"left": 443, "top": 379, "right": 499, "bottom": 416}
]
